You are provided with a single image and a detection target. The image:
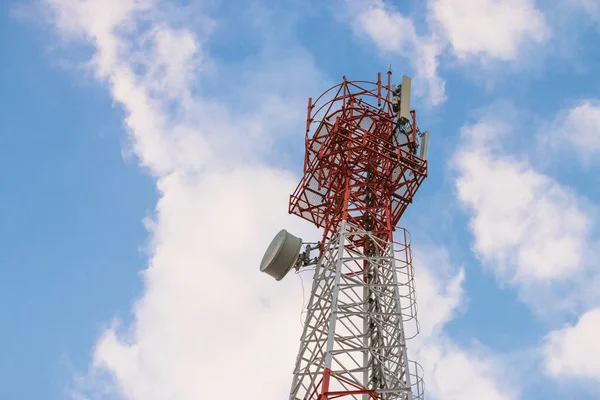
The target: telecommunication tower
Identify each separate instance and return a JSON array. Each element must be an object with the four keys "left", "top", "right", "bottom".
[{"left": 260, "top": 72, "right": 429, "bottom": 400}]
